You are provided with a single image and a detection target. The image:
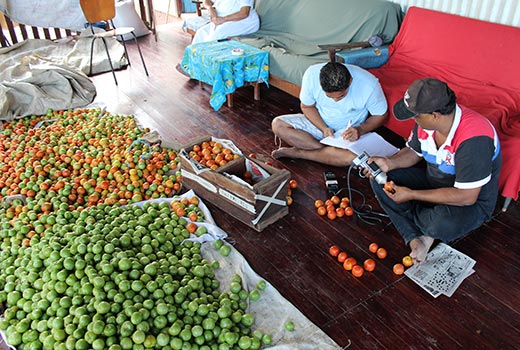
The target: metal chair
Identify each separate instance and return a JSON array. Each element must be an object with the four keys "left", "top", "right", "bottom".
[{"left": 79, "top": 0, "right": 149, "bottom": 85}]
